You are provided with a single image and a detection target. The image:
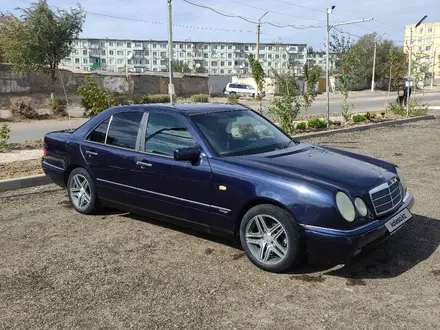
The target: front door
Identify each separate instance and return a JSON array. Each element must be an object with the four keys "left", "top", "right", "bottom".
[
  {"left": 132, "top": 111, "right": 212, "bottom": 226},
  {"left": 81, "top": 111, "right": 145, "bottom": 207}
]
